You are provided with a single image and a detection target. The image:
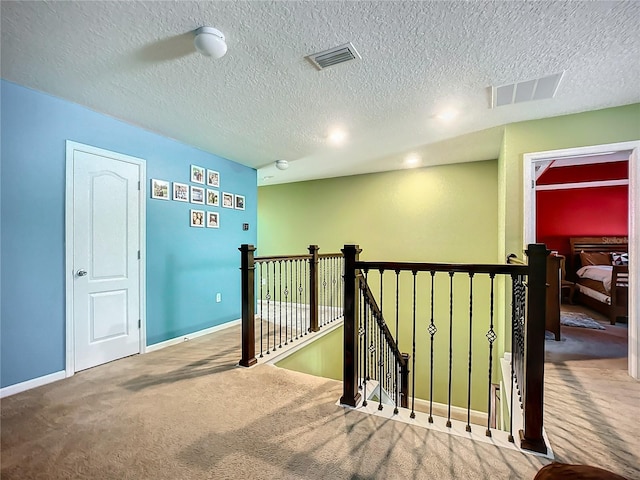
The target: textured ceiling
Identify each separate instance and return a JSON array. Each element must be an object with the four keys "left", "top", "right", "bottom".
[{"left": 2, "top": 1, "right": 639, "bottom": 185}]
